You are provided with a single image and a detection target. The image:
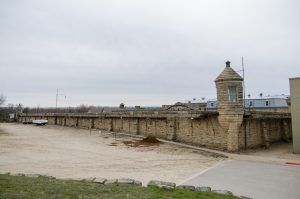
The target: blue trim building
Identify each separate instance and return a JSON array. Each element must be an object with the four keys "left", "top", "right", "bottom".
[{"left": 206, "top": 97, "right": 288, "bottom": 110}]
